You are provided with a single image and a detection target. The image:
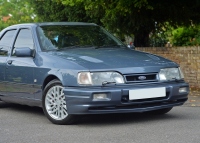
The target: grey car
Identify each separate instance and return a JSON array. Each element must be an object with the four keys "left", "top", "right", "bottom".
[{"left": 0, "top": 22, "right": 189, "bottom": 124}]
